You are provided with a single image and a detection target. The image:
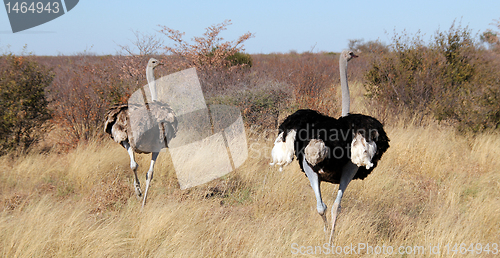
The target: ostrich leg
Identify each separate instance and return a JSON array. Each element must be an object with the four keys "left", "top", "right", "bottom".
[
  {"left": 302, "top": 157, "right": 328, "bottom": 232},
  {"left": 142, "top": 151, "right": 159, "bottom": 208},
  {"left": 329, "top": 161, "right": 358, "bottom": 243},
  {"left": 122, "top": 141, "right": 142, "bottom": 197}
]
